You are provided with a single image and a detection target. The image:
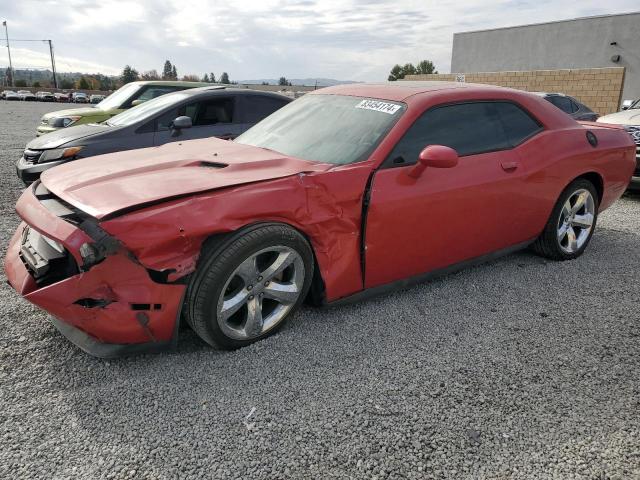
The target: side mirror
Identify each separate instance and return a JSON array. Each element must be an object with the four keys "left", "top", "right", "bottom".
[
  {"left": 408, "top": 145, "right": 459, "bottom": 178},
  {"left": 621, "top": 100, "right": 633, "bottom": 110},
  {"left": 170, "top": 116, "right": 192, "bottom": 136},
  {"left": 131, "top": 99, "right": 146, "bottom": 107}
]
